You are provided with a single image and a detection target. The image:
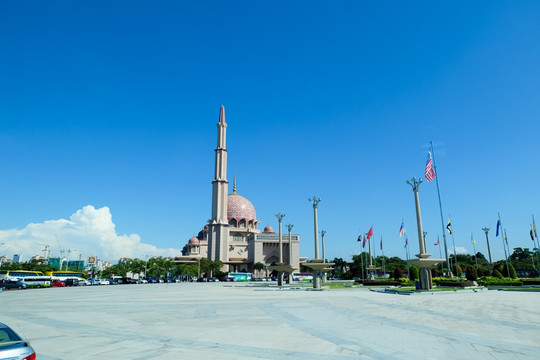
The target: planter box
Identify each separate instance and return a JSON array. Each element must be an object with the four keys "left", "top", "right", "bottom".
[{"left": 355, "top": 280, "right": 402, "bottom": 286}]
